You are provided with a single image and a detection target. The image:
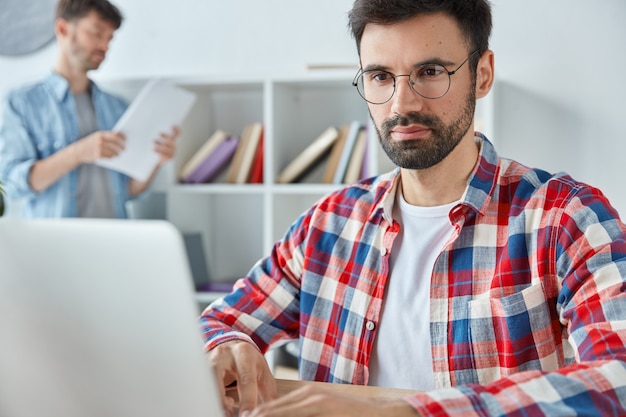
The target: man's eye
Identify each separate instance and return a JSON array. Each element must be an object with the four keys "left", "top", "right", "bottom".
[
  {"left": 368, "top": 71, "right": 393, "bottom": 83},
  {"left": 416, "top": 65, "right": 445, "bottom": 78}
]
